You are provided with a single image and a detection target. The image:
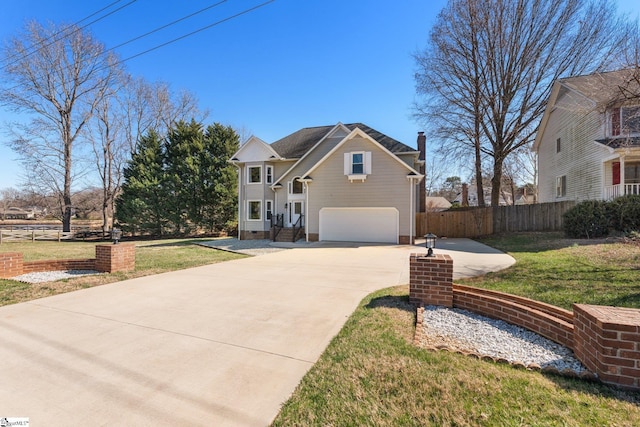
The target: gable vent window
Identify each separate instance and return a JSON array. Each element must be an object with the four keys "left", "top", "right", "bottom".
[
  {"left": 556, "top": 137, "right": 561, "bottom": 153},
  {"left": 344, "top": 151, "right": 372, "bottom": 182}
]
